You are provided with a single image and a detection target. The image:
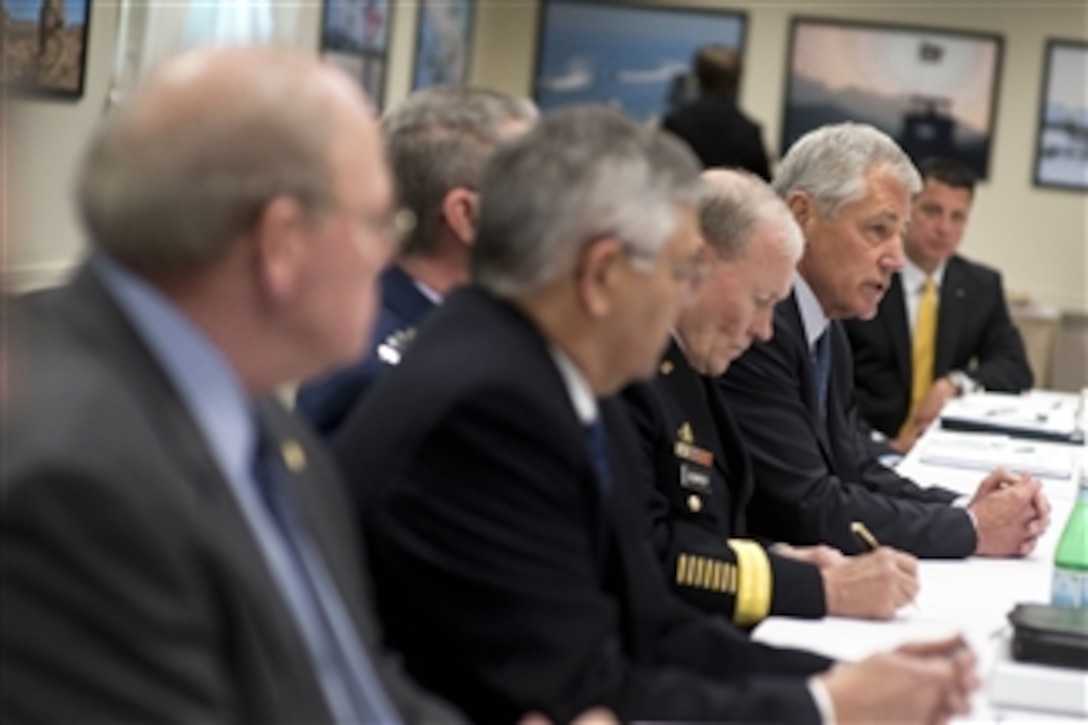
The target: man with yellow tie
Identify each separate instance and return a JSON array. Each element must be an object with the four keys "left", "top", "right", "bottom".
[{"left": 845, "top": 157, "right": 1033, "bottom": 453}]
